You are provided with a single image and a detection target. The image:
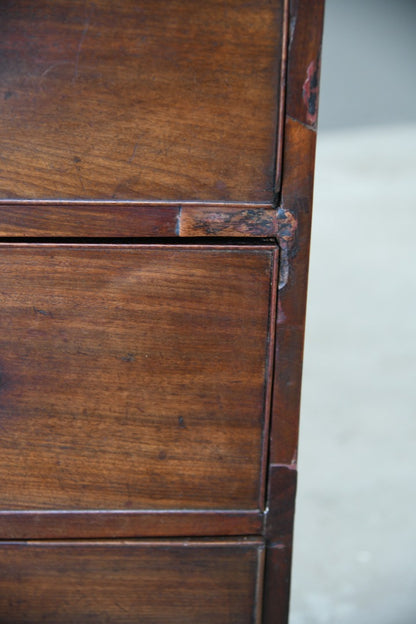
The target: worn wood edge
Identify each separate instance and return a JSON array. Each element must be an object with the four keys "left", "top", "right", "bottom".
[
  {"left": 273, "top": 0, "right": 324, "bottom": 272},
  {"left": 179, "top": 206, "right": 278, "bottom": 237},
  {"left": 286, "top": 0, "right": 325, "bottom": 129},
  {"left": 0, "top": 510, "right": 264, "bottom": 540},
  {"left": 270, "top": 117, "right": 317, "bottom": 466},
  {"left": 0, "top": 202, "right": 281, "bottom": 238},
  {"left": 273, "top": 0, "right": 324, "bottom": 276}
]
